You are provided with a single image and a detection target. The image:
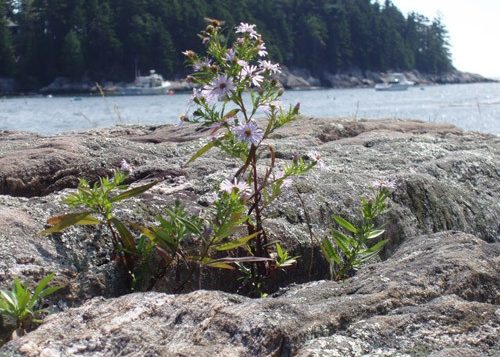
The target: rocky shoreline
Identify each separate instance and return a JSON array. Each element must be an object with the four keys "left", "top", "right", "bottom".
[
  {"left": 0, "top": 68, "right": 496, "bottom": 95},
  {"left": 0, "top": 117, "right": 499, "bottom": 355}
]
